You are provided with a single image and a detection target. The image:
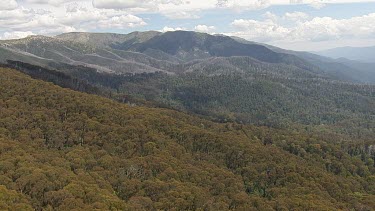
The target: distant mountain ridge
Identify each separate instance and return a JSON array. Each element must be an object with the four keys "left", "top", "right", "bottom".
[
  {"left": 316, "top": 46, "right": 375, "bottom": 63},
  {"left": 232, "top": 39, "right": 375, "bottom": 84},
  {"left": 0, "top": 31, "right": 374, "bottom": 83},
  {"left": 55, "top": 31, "right": 161, "bottom": 49}
]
